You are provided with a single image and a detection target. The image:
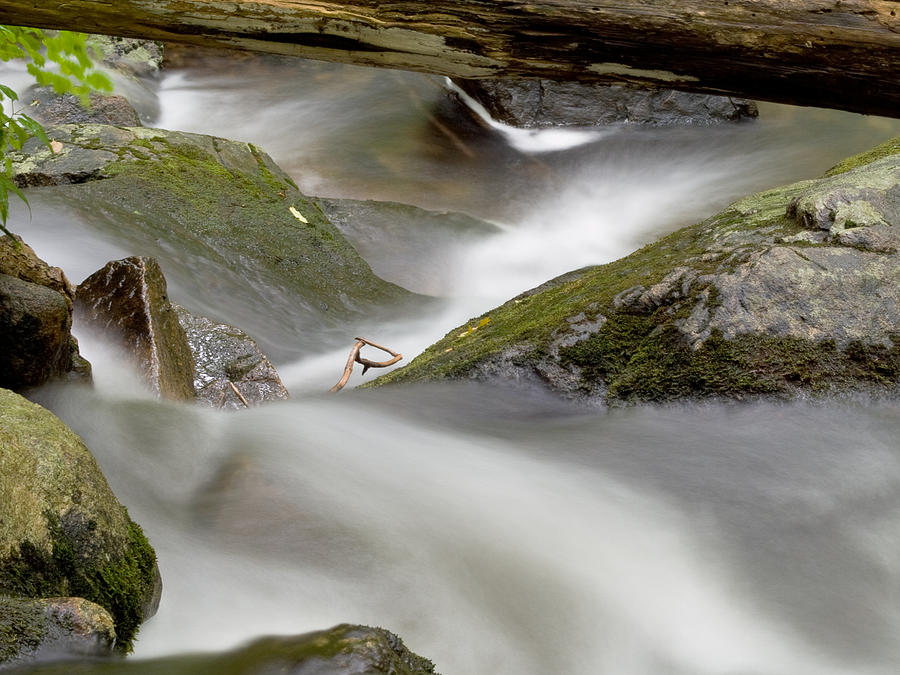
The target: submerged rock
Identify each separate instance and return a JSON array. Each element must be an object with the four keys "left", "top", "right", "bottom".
[
  {"left": 0, "top": 596, "right": 116, "bottom": 666},
  {"left": 12, "top": 624, "right": 439, "bottom": 674},
  {"left": 0, "top": 235, "right": 89, "bottom": 391},
  {"left": 174, "top": 305, "right": 289, "bottom": 408},
  {"left": 454, "top": 78, "right": 758, "bottom": 127},
  {"left": 371, "top": 137, "right": 900, "bottom": 404},
  {"left": 11, "top": 124, "right": 419, "bottom": 358},
  {"left": 315, "top": 196, "right": 500, "bottom": 295},
  {"left": 0, "top": 388, "right": 160, "bottom": 653},
  {"left": 76, "top": 256, "right": 195, "bottom": 401}
]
